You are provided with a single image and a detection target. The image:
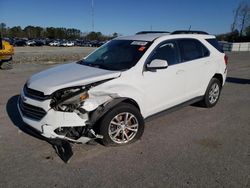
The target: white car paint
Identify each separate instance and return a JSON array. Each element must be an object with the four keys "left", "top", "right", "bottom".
[
  {"left": 27, "top": 62, "right": 121, "bottom": 95},
  {"left": 18, "top": 32, "right": 227, "bottom": 142}
]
